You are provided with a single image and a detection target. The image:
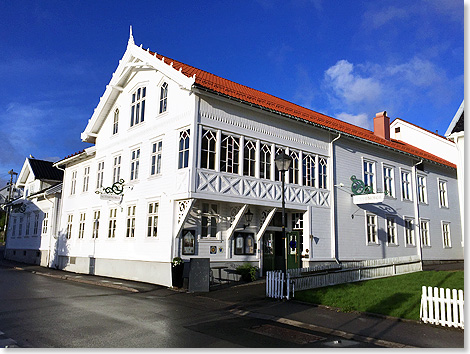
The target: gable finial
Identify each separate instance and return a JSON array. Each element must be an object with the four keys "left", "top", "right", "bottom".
[{"left": 128, "top": 25, "right": 135, "bottom": 46}]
